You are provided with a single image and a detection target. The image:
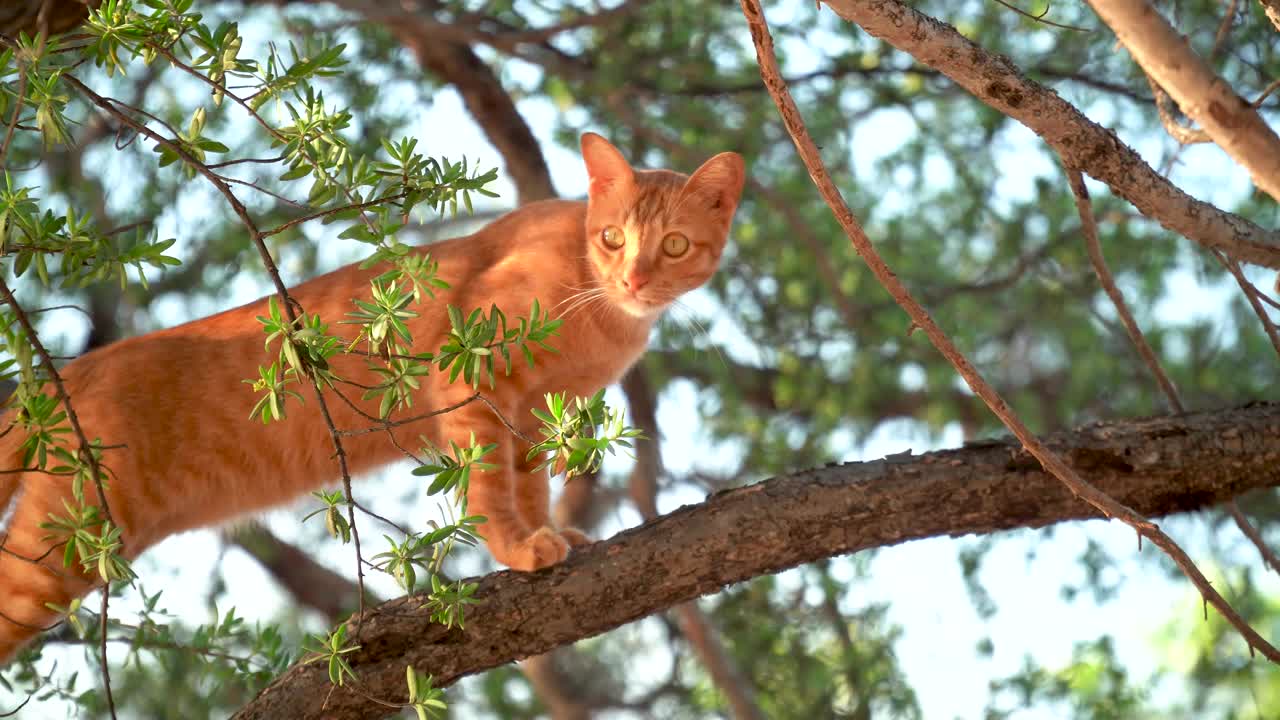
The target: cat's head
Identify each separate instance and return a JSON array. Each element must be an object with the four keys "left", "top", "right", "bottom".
[{"left": 580, "top": 132, "right": 745, "bottom": 319}]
